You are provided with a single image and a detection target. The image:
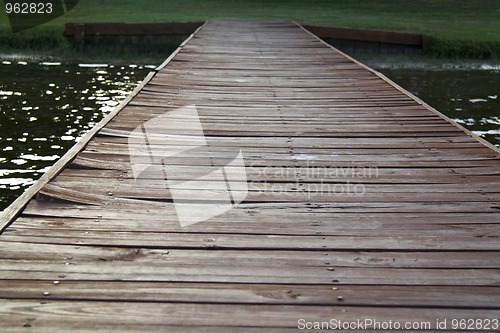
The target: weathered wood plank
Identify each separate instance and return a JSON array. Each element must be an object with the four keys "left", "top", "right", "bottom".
[
  {"left": 1, "top": 244, "right": 498, "bottom": 268},
  {"left": 0, "top": 262, "right": 499, "bottom": 285},
  {"left": 0, "top": 281, "right": 498, "bottom": 309},
  {"left": 3, "top": 228, "right": 500, "bottom": 250},
  {"left": 1, "top": 300, "right": 498, "bottom": 331},
  {"left": 11, "top": 214, "right": 500, "bottom": 235}
]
